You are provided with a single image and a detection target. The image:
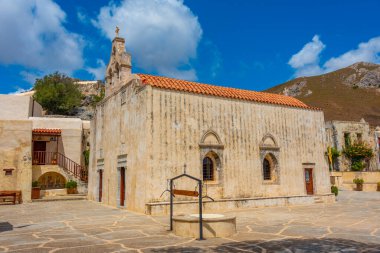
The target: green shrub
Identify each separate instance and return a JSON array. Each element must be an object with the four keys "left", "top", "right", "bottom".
[
  {"left": 32, "top": 181, "right": 39, "bottom": 187},
  {"left": 351, "top": 160, "right": 364, "bottom": 171},
  {"left": 331, "top": 185, "right": 339, "bottom": 196},
  {"left": 343, "top": 141, "right": 373, "bottom": 160},
  {"left": 83, "top": 149, "right": 90, "bottom": 168},
  {"left": 65, "top": 180, "right": 78, "bottom": 189},
  {"left": 353, "top": 178, "right": 364, "bottom": 185},
  {"left": 33, "top": 72, "right": 82, "bottom": 115}
]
